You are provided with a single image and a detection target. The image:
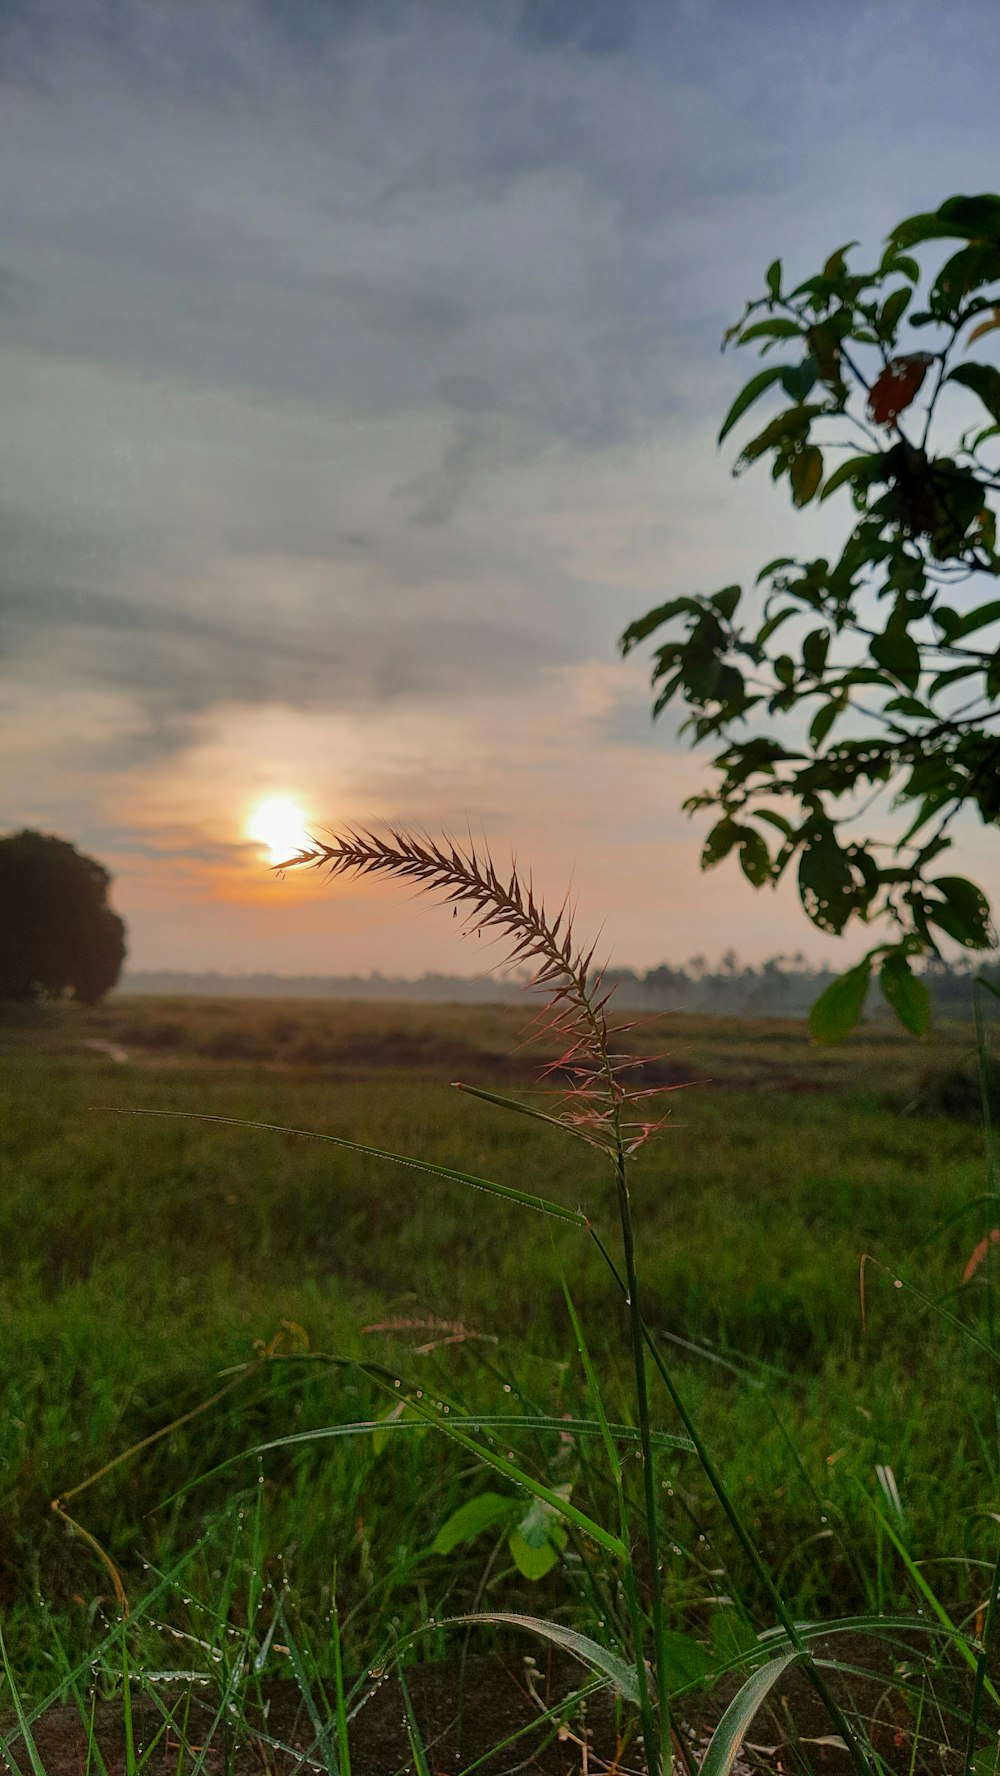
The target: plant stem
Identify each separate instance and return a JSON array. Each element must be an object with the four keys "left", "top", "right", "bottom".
[
  {"left": 590, "top": 1229, "right": 876, "bottom": 1776},
  {"left": 966, "top": 978, "right": 1000, "bottom": 1774},
  {"left": 613, "top": 1139, "right": 672, "bottom": 1776}
]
